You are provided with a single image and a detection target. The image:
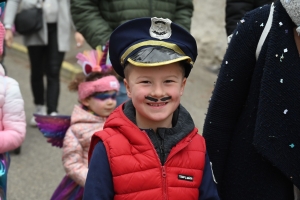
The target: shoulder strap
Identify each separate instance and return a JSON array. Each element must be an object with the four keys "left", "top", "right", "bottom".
[{"left": 255, "top": 3, "right": 274, "bottom": 60}]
